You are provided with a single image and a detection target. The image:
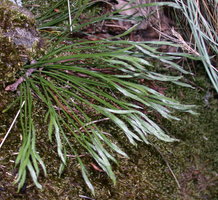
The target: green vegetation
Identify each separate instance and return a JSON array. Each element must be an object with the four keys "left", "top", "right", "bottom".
[
  {"left": 173, "top": 0, "right": 218, "bottom": 92},
  {"left": 0, "top": 0, "right": 217, "bottom": 198}
]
